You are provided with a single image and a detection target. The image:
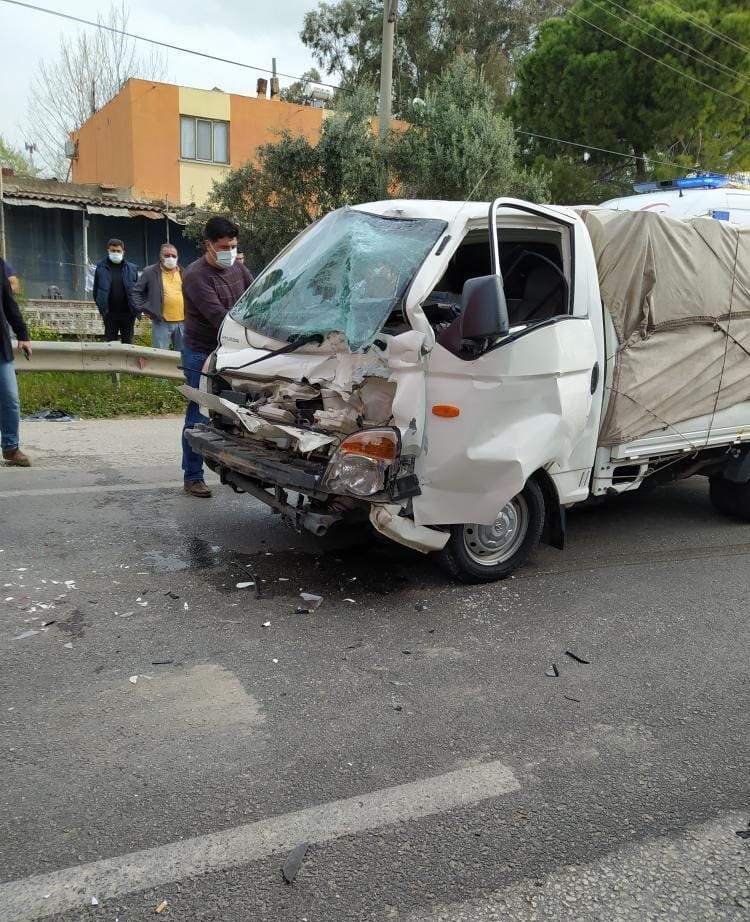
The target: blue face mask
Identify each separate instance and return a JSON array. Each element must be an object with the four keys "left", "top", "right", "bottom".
[
  {"left": 109, "top": 251, "right": 124, "bottom": 264},
  {"left": 212, "top": 245, "right": 237, "bottom": 269}
]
